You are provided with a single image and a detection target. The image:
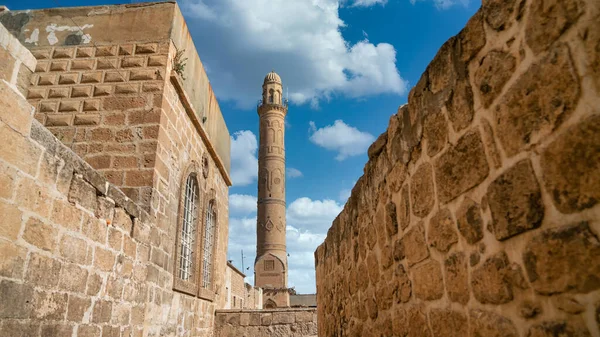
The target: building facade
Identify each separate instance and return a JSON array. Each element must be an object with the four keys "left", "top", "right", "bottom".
[
  {"left": 0, "top": 2, "right": 235, "bottom": 336},
  {"left": 254, "top": 71, "right": 290, "bottom": 308}
]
